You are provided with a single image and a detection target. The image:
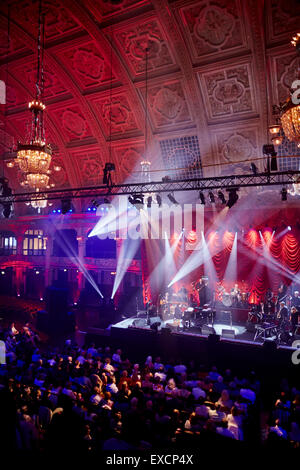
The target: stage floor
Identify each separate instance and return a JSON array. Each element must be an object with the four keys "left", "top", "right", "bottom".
[{"left": 111, "top": 316, "right": 296, "bottom": 350}]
